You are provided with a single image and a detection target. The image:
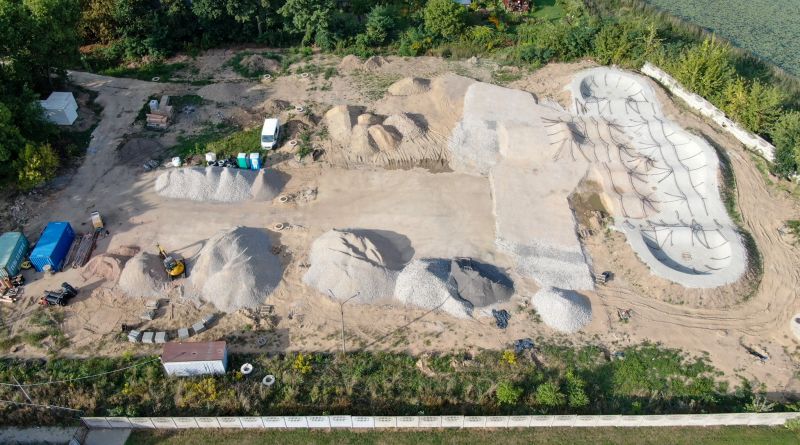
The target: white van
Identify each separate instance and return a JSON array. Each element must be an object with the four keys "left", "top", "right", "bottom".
[{"left": 260, "top": 118, "right": 280, "bottom": 149}]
